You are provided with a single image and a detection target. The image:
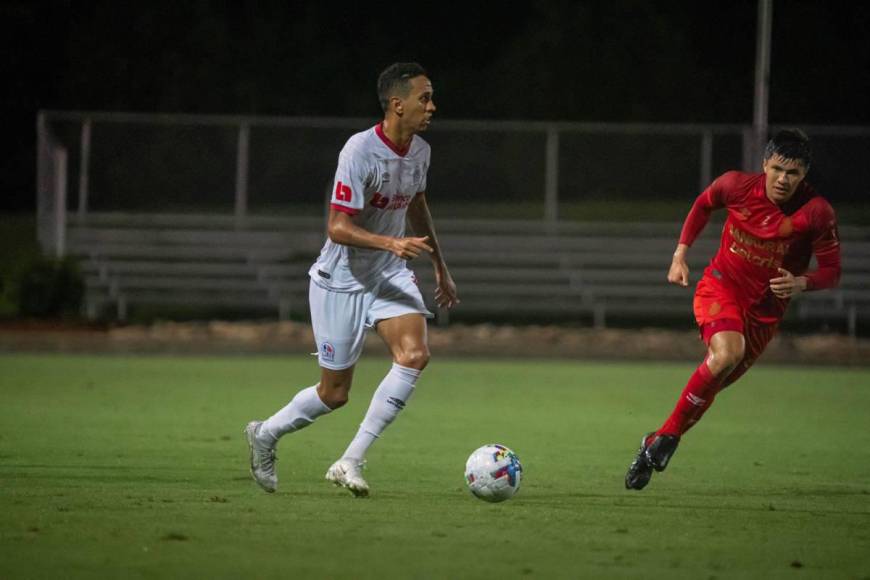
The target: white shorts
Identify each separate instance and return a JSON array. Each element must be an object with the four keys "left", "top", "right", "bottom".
[{"left": 309, "top": 268, "right": 433, "bottom": 370}]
